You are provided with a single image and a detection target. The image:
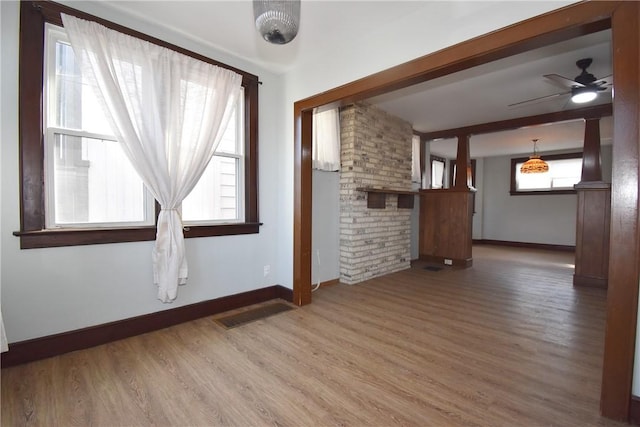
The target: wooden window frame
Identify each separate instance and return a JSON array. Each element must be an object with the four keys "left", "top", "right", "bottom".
[
  {"left": 15, "top": 1, "right": 260, "bottom": 249},
  {"left": 510, "top": 152, "right": 582, "bottom": 196}
]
